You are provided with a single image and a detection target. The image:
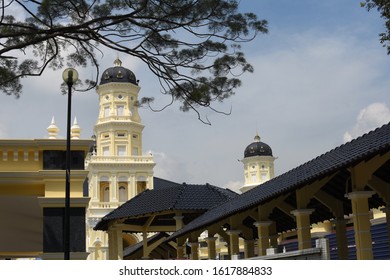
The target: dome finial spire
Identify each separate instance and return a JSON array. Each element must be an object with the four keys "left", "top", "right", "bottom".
[
  {"left": 254, "top": 131, "right": 261, "bottom": 142},
  {"left": 47, "top": 116, "right": 59, "bottom": 139},
  {"left": 114, "top": 56, "right": 122, "bottom": 67},
  {"left": 71, "top": 117, "right": 81, "bottom": 139}
]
